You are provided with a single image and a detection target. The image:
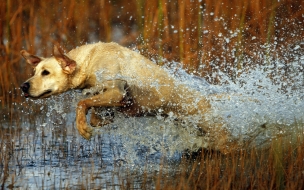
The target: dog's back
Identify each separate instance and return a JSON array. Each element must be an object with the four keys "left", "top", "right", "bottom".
[{"left": 67, "top": 42, "right": 184, "bottom": 109}]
